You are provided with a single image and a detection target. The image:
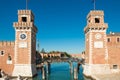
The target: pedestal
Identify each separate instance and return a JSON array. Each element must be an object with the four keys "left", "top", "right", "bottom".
[{"left": 12, "top": 64, "right": 37, "bottom": 77}]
